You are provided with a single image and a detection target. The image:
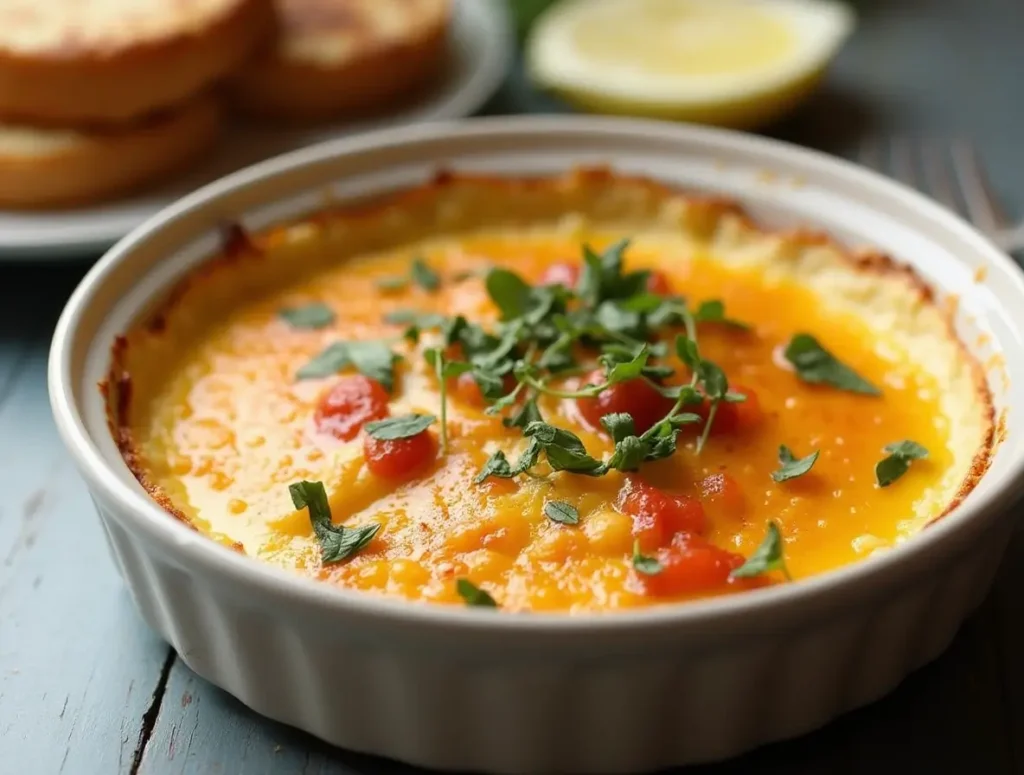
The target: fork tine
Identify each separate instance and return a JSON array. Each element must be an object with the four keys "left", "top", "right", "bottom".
[
  {"left": 920, "top": 140, "right": 966, "bottom": 215},
  {"left": 951, "top": 139, "right": 1005, "bottom": 232}
]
